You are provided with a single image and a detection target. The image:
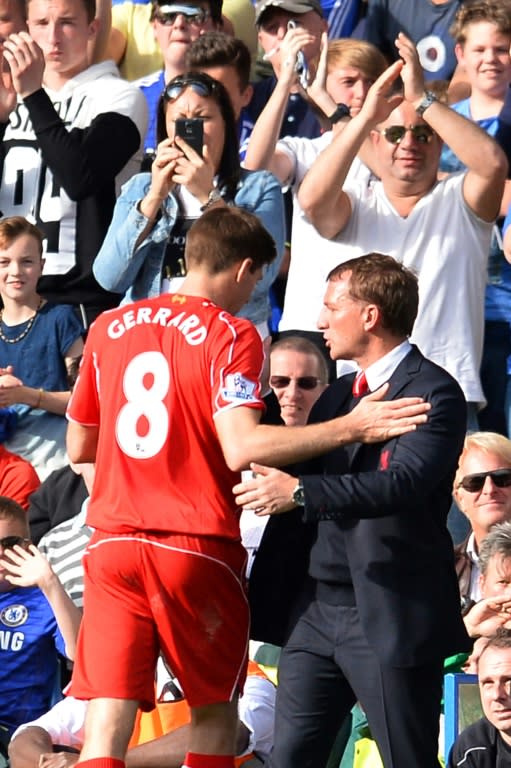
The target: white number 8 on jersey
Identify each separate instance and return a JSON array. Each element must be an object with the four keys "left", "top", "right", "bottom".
[{"left": 116, "top": 351, "right": 170, "bottom": 459}]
